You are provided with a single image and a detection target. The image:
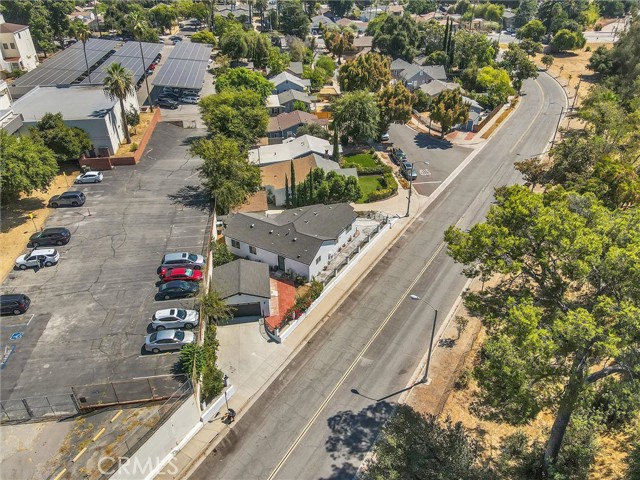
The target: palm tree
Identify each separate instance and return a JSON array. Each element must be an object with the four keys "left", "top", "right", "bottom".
[
  {"left": 71, "top": 20, "right": 93, "bottom": 83},
  {"left": 129, "top": 13, "right": 154, "bottom": 111},
  {"left": 103, "top": 63, "right": 134, "bottom": 144}
]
